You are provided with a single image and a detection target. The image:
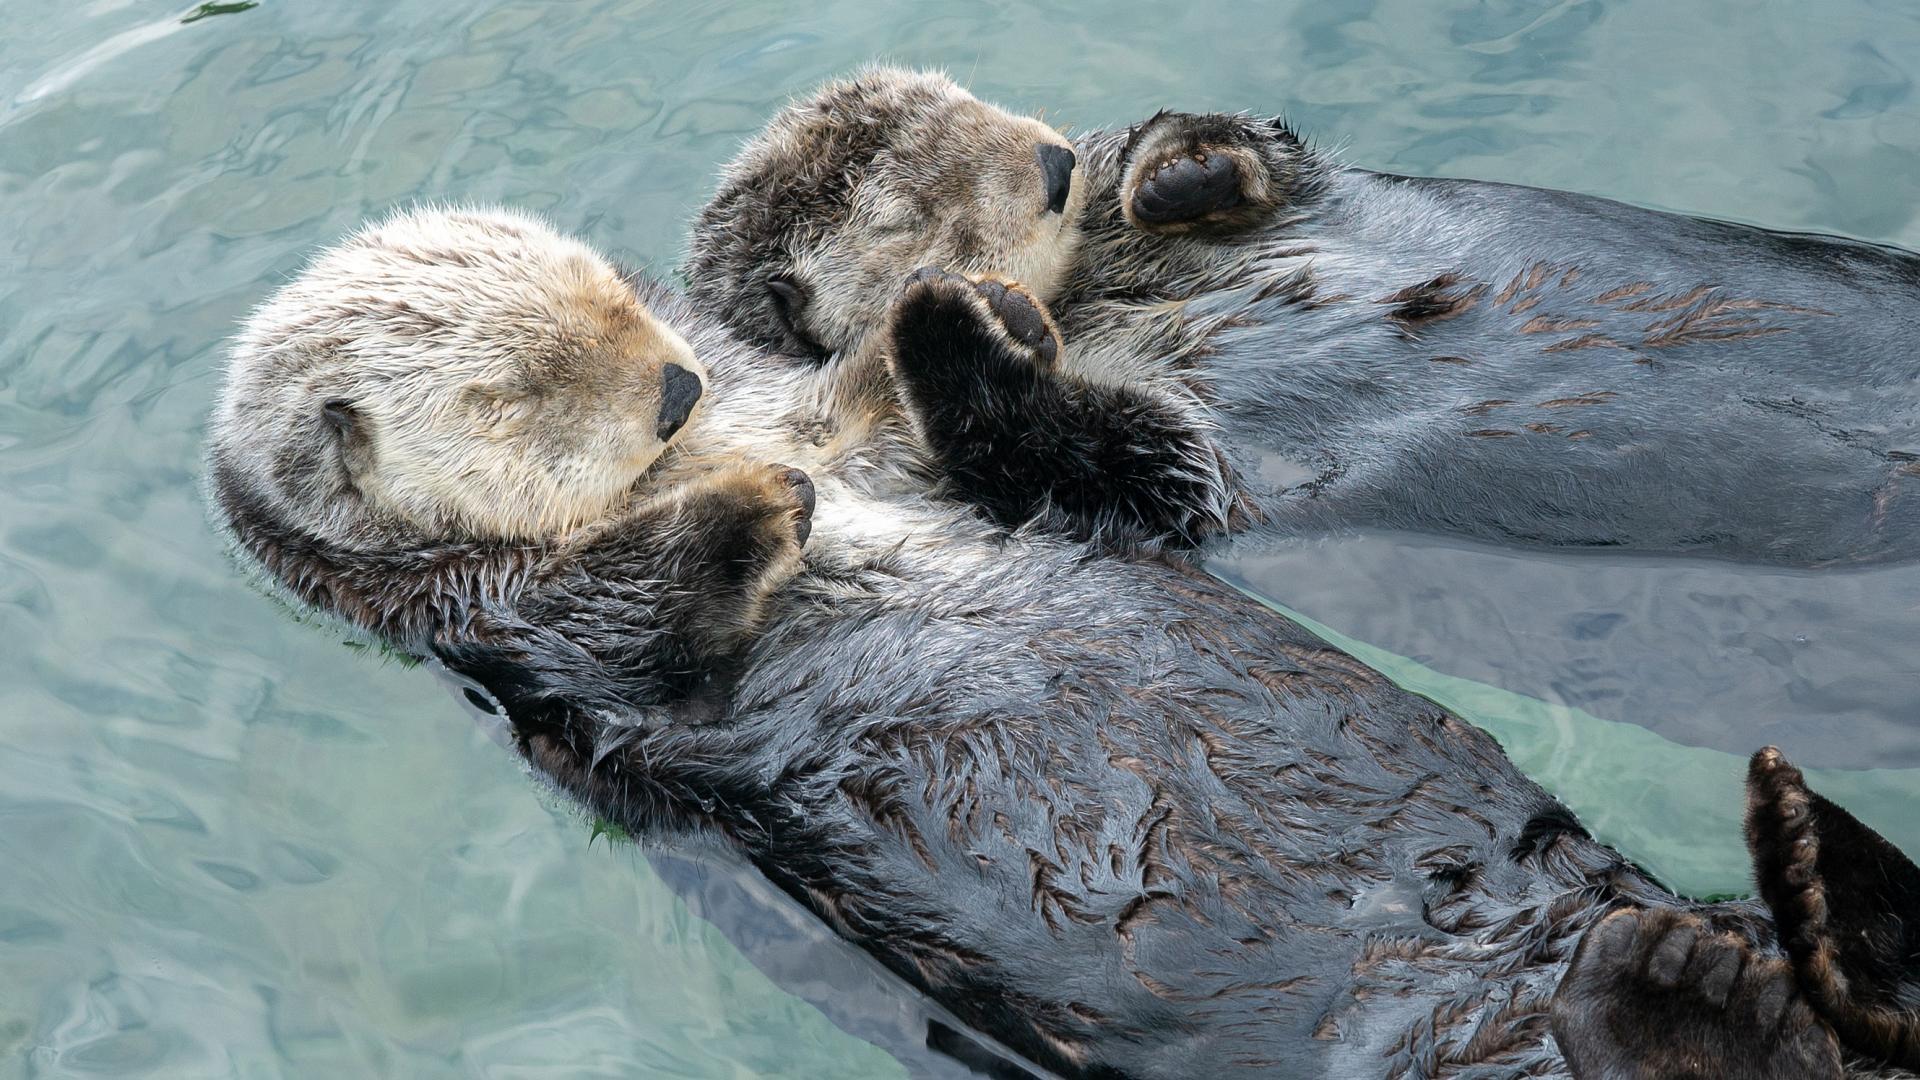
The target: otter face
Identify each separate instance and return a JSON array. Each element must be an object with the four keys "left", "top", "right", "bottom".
[
  {"left": 688, "top": 67, "right": 1085, "bottom": 363},
  {"left": 219, "top": 206, "right": 706, "bottom": 543}
]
